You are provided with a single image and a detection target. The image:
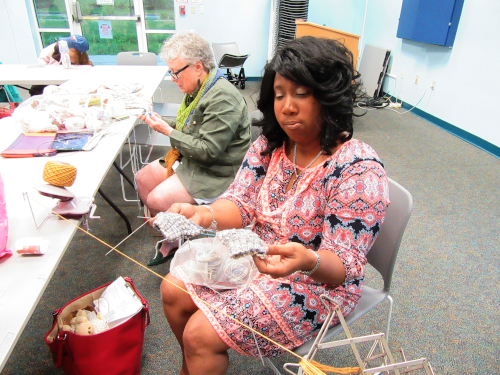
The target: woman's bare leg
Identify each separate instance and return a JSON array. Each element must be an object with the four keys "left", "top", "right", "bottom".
[
  {"left": 136, "top": 159, "right": 167, "bottom": 207},
  {"left": 183, "top": 310, "right": 231, "bottom": 375},
  {"left": 136, "top": 161, "right": 196, "bottom": 216},
  {"left": 146, "top": 173, "right": 196, "bottom": 216},
  {"left": 161, "top": 274, "right": 199, "bottom": 375}
]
